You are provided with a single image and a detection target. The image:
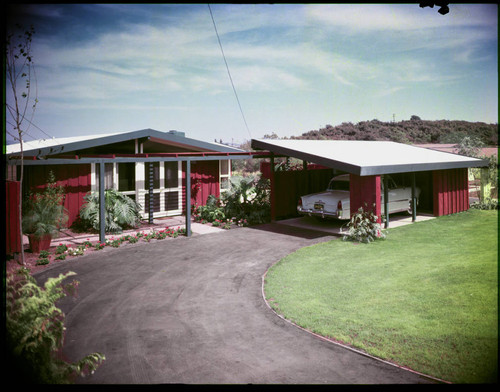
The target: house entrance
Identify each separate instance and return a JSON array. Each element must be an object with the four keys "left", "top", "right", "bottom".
[{"left": 143, "top": 161, "right": 182, "bottom": 218}]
